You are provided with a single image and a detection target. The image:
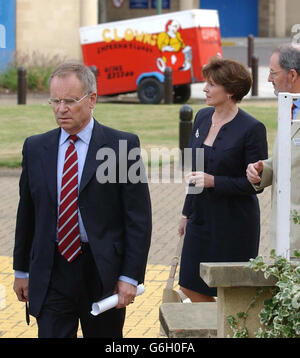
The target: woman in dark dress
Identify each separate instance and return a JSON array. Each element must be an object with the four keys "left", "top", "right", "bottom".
[{"left": 178, "top": 57, "right": 268, "bottom": 302}]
